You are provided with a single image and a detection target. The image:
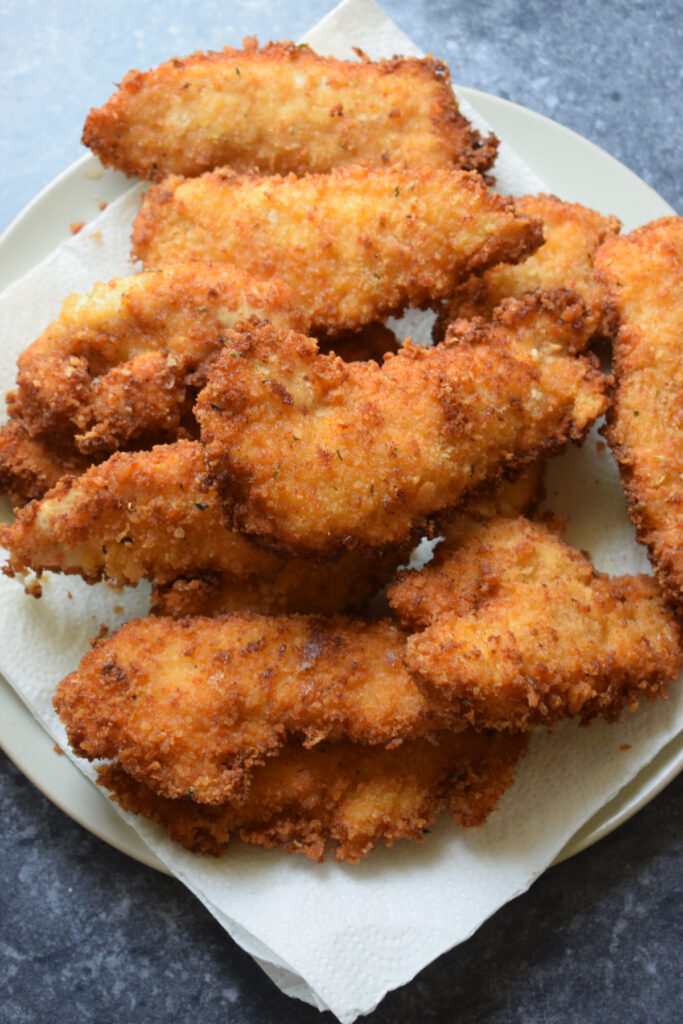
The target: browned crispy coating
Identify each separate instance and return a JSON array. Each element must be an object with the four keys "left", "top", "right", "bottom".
[
  {"left": 54, "top": 613, "right": 443, "bottom": 804},
  {"left": 437, "top": 460, "right": 545, "bottom": 547},
  {"left": 434, "top": 194, "right": 620, "bottom": 344},
  {"left": 130, "top": 163, "right": 543, "bottom": 334},
  {"left": 6, "top": 263, "right": 307, "bottom": 457},
  {"left": 0, "top": 441, "right": 275, "bottom": 586},
  {"left": 597, "top": 217, "right": 683, "bottom": 606},
  {"left": 83, "top": 39, "right": 498, "bottom": 182},
  {"left": 149, "top": 541, "right": 406, "bottom": 618},
  {"left": 97, "top": 728, "right": 529, "bottom": 862},
  {"left": 196, "top": 295, "right": 607, "bottom": 555},
  {"left": 316, "top": 321, "right": 401, "bottom": 364},
  {"left": 388, "top": 517, "right": 682, "bottom": 731},
  {"left": 0, "top": 441, "right": 409, "bottom": 615},
  {"left": 0, "top": 421, "right": 93, "bottom": 506}
]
